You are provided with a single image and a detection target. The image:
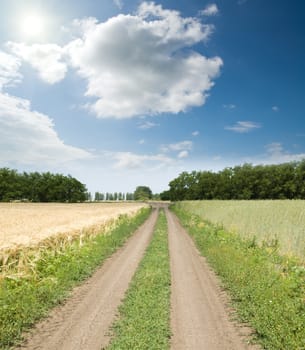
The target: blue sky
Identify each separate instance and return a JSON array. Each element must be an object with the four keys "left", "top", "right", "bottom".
[{"left": 0, "top": 0, "right": 304, "bottom": 194}]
